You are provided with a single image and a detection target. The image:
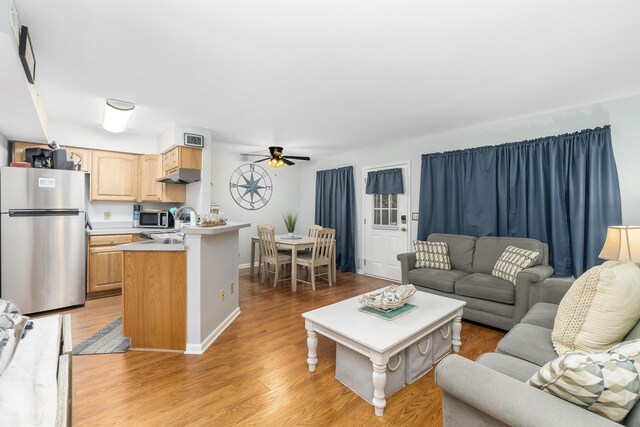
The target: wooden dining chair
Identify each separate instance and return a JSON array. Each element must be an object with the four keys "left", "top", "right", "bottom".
[
  {"left": 296, "top": 228, "right": 335, "bottom": 290},
  {"left": 256, "top": 224, "right": 275, "bottom": 278},
  {"left": 257, "top": 226, "right": 292, "bottom": 287},
  {"left": 308, "top": 224, "right": 323, "bottom": 238}
]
